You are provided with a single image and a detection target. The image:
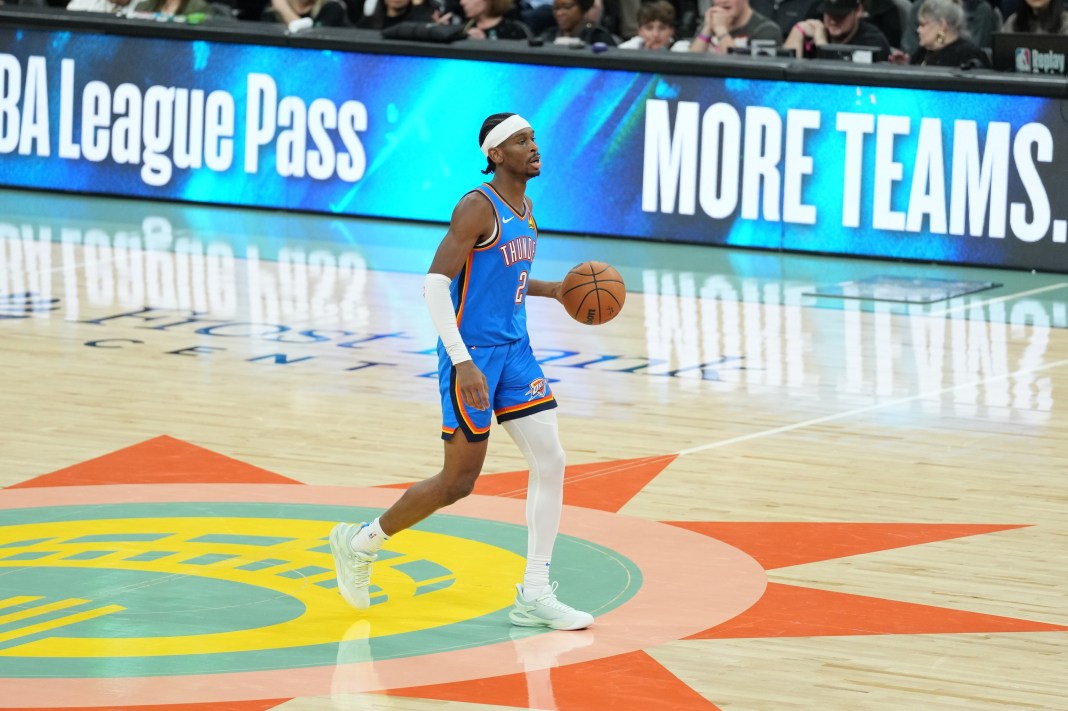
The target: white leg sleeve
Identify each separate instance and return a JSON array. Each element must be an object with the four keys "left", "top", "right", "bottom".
[{"left": 502, "top": 410, "right": 566, "bottom": 589}]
